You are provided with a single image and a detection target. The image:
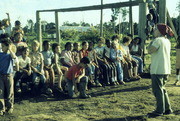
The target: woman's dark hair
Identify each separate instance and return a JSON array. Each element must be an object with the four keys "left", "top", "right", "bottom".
[
  {"left": 43, "top": 40, "right": 49, "bottom": 46},
  {"left": 122, "top": 36, "right": 131, "bottom": 43},
  {"left": 82, "top": 41, "right": 88, "bottom": 46},
  {"left": 65, "top": 42, "right": 72, "bottom": 49},
  {"left": 111, "top": 34, "right": 119, "bottom": 41},
  {"left": 73, "top": 42, "right": 78, "bottom": 47},
  {"left": 15, "top": 20, "right": 21, "bottom": 26},
  {"left": 105, "top": 39, "right": 111, "bottom": 44},
  {"left": 52, "top": 43, "right": 60, "bottom": 52},
  {"left": 1, "top": 38, "right": 12, "bottom": 46},
  {"left": 133, "top": 37, "right": 142, "bottom": 44},
  {"left": 21, "top": 47, "right": 29, "bottom": 52},
  {"left": 80, "top": 56, "right": 90, "bottom": 64}
]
